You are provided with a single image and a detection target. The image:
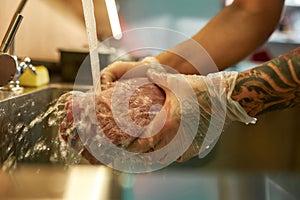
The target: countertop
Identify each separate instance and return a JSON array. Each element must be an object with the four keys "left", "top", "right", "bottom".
[{"left": 1, "top": 164, "right": 300, "bottom": 200}]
